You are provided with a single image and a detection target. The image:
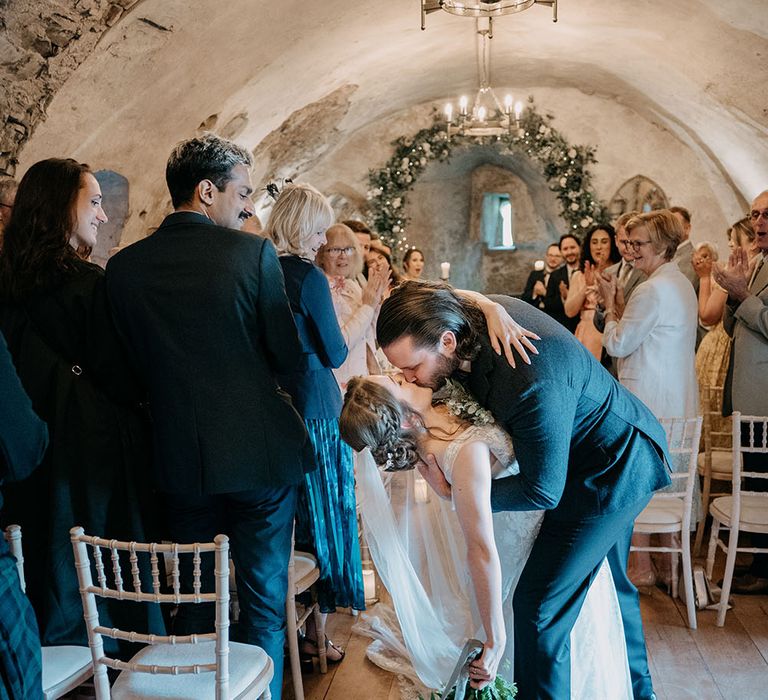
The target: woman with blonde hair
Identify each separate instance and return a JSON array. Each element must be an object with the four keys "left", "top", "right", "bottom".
[
  {"left": 316, "top": 223, "right": 388, "bottom": 388},
  {"left": 598, "top": 209, "right": 699, "bottom": 587},
  {"left": 265, "top": 183, "right": 364, "bottom": 664}
]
